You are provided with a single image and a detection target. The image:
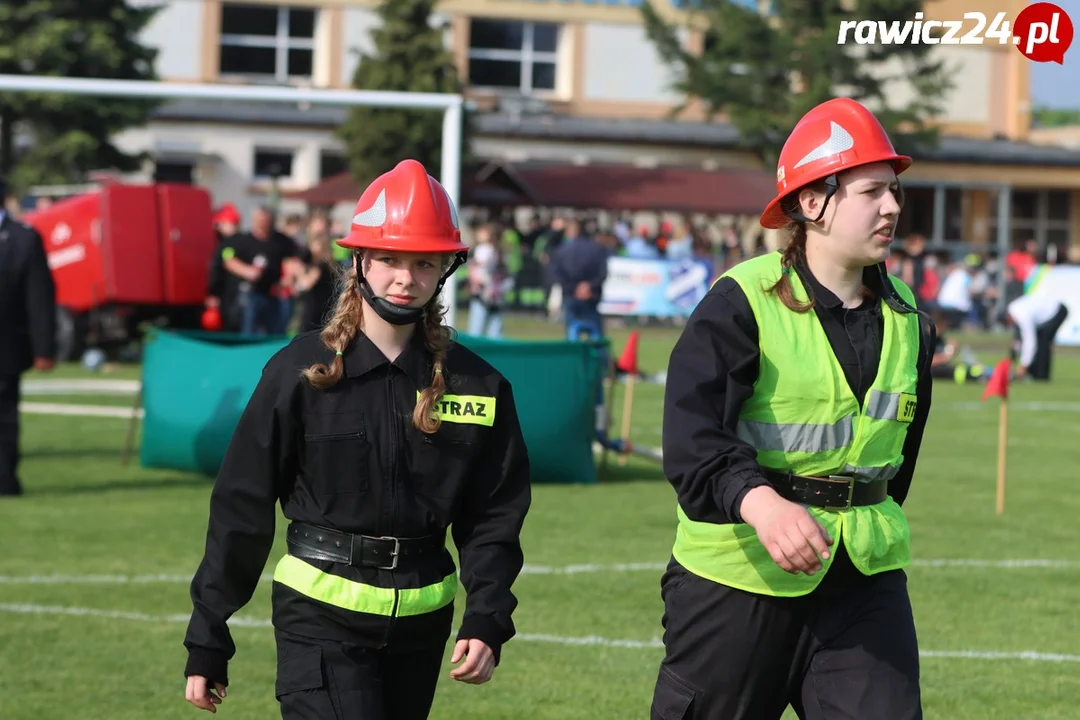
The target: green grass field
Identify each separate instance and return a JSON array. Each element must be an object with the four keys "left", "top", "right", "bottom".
[{"left": 3, "top": 314, "right": 1079, "bottom": 719}]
